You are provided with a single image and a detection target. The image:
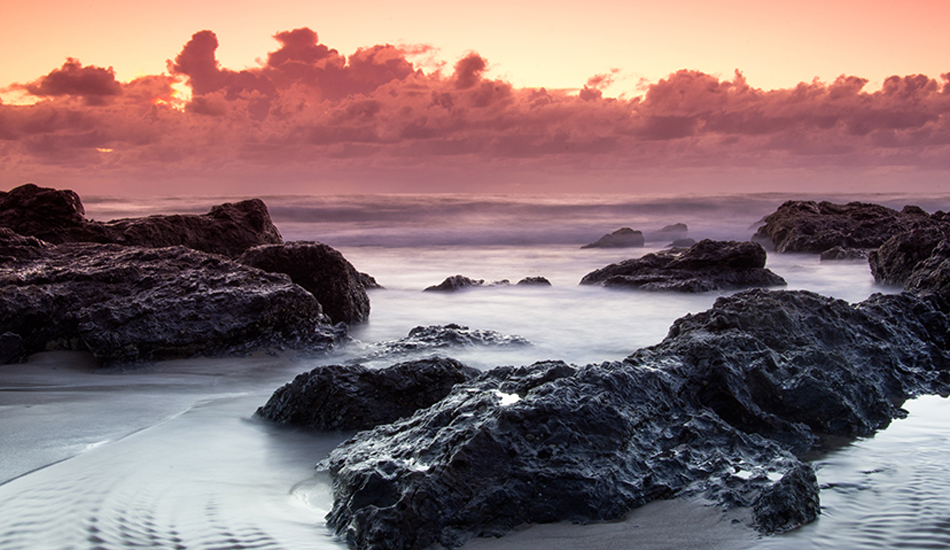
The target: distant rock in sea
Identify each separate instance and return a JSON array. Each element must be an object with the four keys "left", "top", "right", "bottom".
[
  {"left": 424, "top": 275, "right": 523, "bottom": 292},
  {"left": 516, "top": 276, "right": 552, "bottom": 286},
  {"left": 581, "top": 227, "right": 644, "bottom": 249},
  {"left": 0, "top": 183, "right": 282, "bottom": 258},
  {"left": 344, "top": 324, "right": 531, "bottom": 363},
  {"left": 752, "top": 200, "right": 948, "bottom": 255},
  {"left": 580, "top": 239, "right": 786, "bottom": 292}
]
